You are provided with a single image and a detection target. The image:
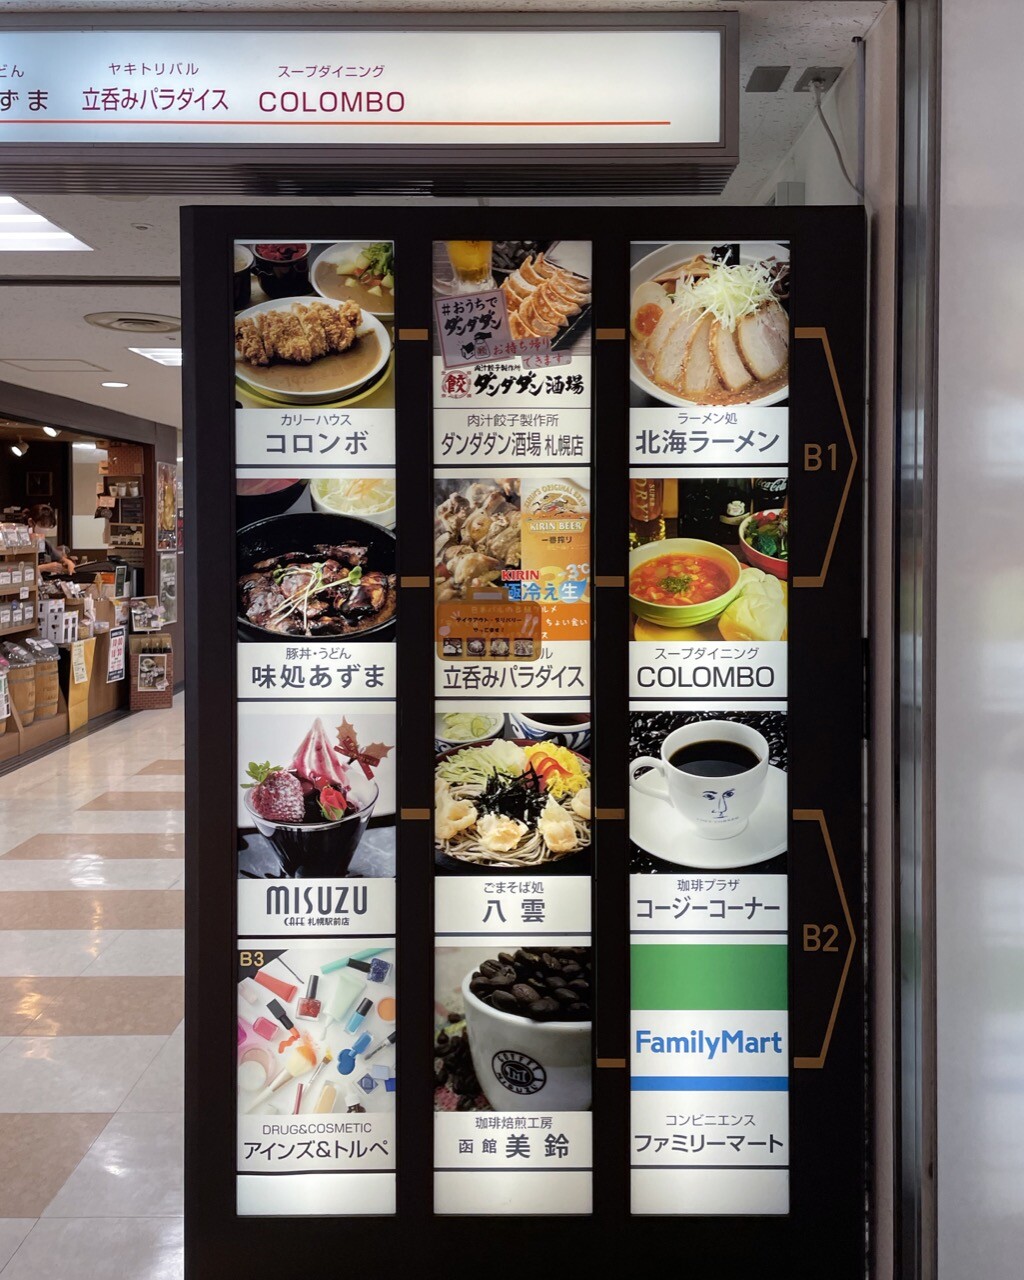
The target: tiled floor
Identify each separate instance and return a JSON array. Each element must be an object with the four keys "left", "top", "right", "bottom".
[{"left": 0, "top": 698, "right": 184, "bottom": 1278}]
